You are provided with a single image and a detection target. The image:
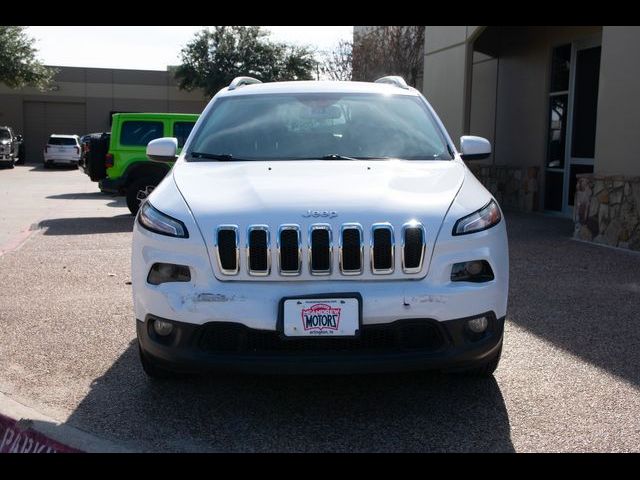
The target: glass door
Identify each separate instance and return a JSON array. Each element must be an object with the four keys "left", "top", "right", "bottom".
[
  {"left": 544, "top": 37, "right": 601, "bottom": 214},
  {"left": 563, "top": 39, "right": 601, "bottom": 214}
]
